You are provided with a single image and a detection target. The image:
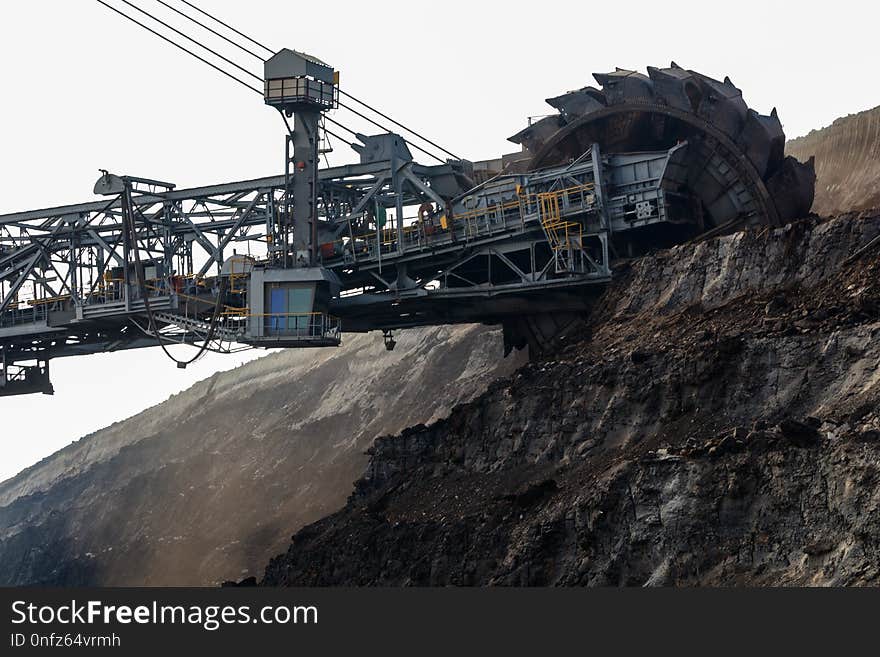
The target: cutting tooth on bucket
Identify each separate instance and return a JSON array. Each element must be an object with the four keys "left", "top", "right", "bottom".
[
  {"left": 545, "top": 86, "right": 606, "bottom": 120},
  {"left": 688, "top": 71, "right": 749, "bottom": 138},
  {"left": 738, "top": 108, "right": 786, "bottom": 178},
  {"left": 592, "top": 69, "right": 655, "bottom": 104},
  {"left": 647, "top": 65, "right": 704, "bottom": 112},
  {"left": 508, "top": 114, "right": 567, "bottom": 155}
]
